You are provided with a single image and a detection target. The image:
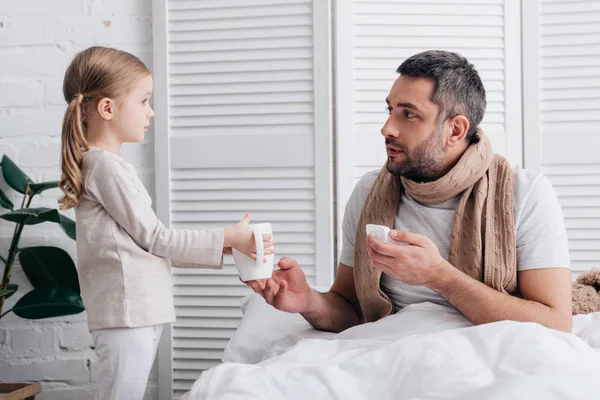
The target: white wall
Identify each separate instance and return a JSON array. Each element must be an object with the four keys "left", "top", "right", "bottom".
[{"left": 0, "top": 1, "right": 156, "bottom": 398}]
